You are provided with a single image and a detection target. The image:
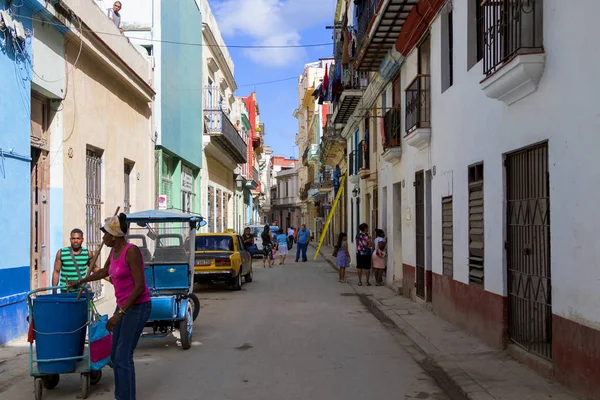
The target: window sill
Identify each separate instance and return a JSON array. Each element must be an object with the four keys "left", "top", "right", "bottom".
[{"left": 480, "top": 52, "right": 546, "bottom": 106}]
